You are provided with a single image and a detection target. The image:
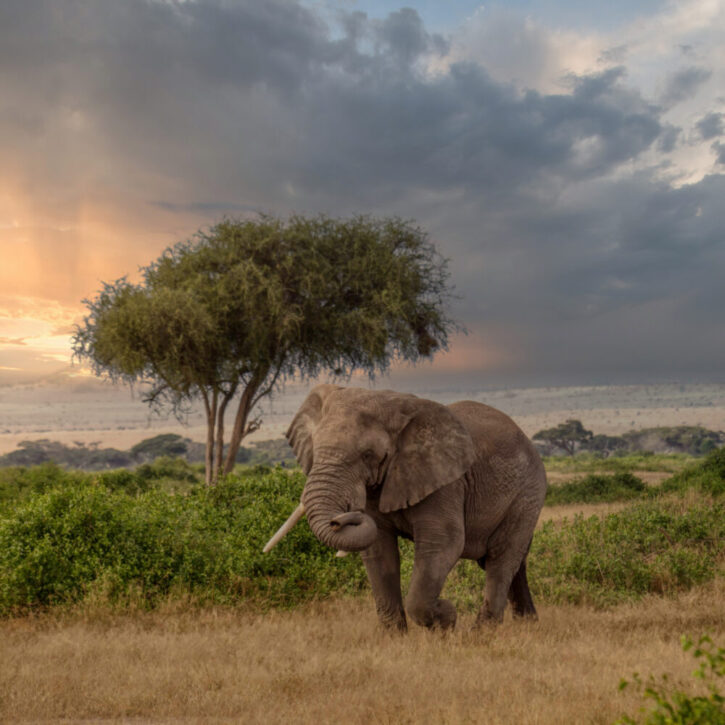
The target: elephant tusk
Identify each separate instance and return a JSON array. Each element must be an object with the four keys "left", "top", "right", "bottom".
[
  {"left": 335, "top": 550, "right": 349, "bottom": 558},
  {"left": 263, "top": 502, "right": 306, "bottom": 553}
]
